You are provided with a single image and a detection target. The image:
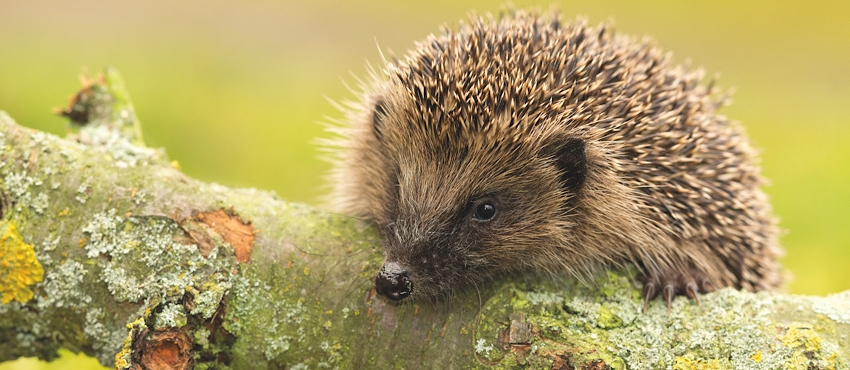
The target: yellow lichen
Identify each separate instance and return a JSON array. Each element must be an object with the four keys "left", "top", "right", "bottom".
[
  {"left": 672, "top": 355, "right": 724, "bottom": 370},
  {"left": 114, "top": 343, "right": 131, "bottom": 369},
  {"left": 780, "top": 323, "right": 824, "bottom": 369},
  {"left": 0, "top": 220, "right": 45, "bottom": 304},
  {"left": 116, "top": 316, "right": 148, "bottom": 369},
  {"left": 750, "top": 350, "right": 763, "bottom": 362},
  {"left": 781, "top": 322, "right": 821, "bottom": 352}
]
